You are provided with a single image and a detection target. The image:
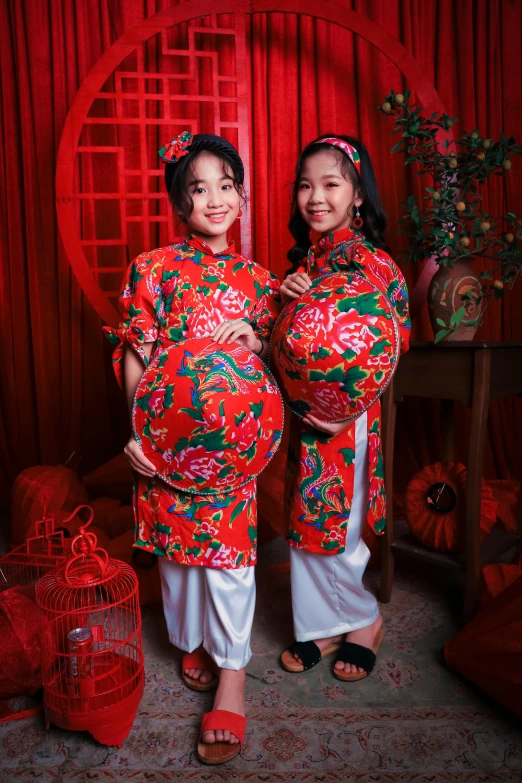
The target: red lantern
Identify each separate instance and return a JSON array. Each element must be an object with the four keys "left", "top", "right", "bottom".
[
  {"left": 36, "top": 506, "right": 144, "bottom": 747},
  {"left": 271, "top": 272, "right": 400, "bottom": 422},
  {"left": 10, "top": 465, "right": 88, "bottom": 546},
  {"left": 404, "top": 462, "right": 497, "bottom": 552},
  {"left": 0, "top": 517, "right": 70, "bottom": 593}
]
